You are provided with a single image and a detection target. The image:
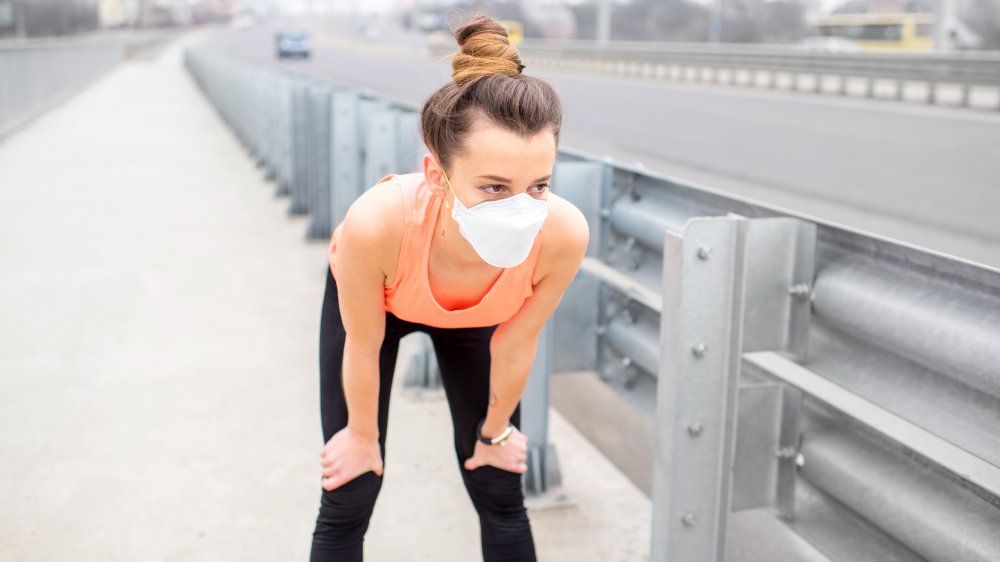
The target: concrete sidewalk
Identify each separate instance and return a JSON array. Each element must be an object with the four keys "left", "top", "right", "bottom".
[{"left": 0, "top": 31, "right": 650, "bottom": 561}]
